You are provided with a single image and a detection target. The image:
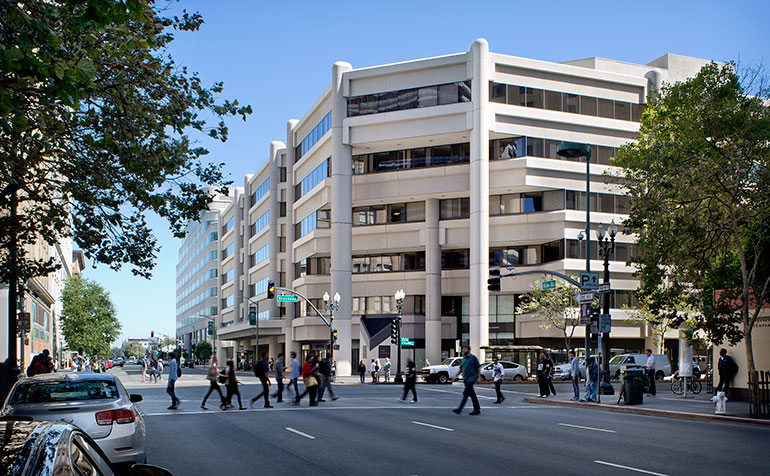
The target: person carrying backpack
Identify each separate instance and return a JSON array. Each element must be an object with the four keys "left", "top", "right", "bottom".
[{"left": 716, "top": 348, "right": 739, "bottom": 396}]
